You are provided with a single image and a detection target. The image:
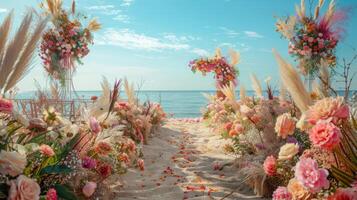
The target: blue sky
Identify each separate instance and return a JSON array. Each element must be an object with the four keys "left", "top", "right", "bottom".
[{"left": 1, "top": 0, "right": 356, "bottom": 91}]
